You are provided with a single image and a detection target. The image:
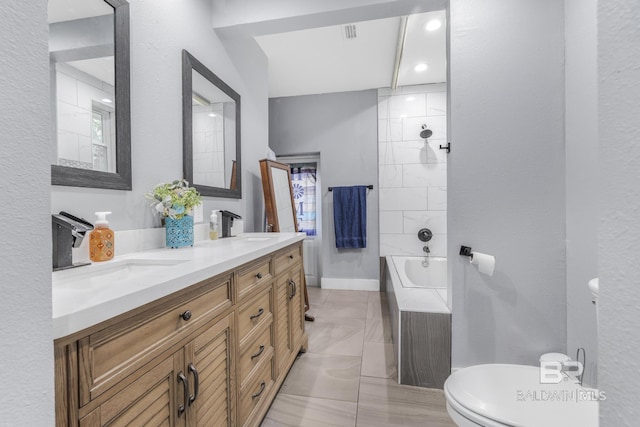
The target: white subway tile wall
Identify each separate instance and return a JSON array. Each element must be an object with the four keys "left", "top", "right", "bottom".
[{"left": 378, "top": 85, "right": 447, "bottom": 257}]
